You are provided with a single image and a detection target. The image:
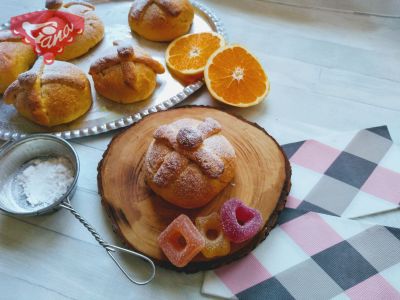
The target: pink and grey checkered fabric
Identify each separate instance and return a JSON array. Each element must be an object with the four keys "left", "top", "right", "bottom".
[
  {"left": 203, "top": 209, "right": 400, "bottom": 299},
  {"left": 284, "top": 126, "right": 400, "bottom": 218},
  {"left": 202, "top": 126, "right": 400, "bottom": 299}
]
